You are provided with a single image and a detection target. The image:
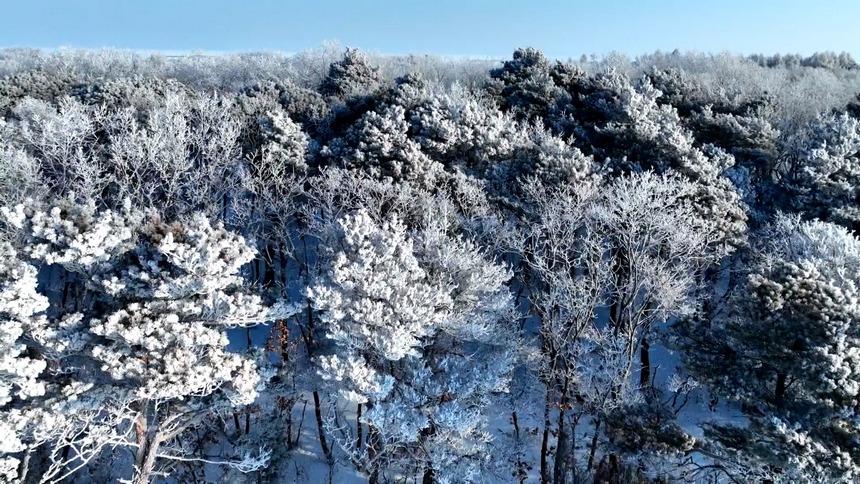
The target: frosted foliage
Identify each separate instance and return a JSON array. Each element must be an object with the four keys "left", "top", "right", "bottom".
[
  {"left": 99, "top": 213, "right": 256, "bottom": 299},
  {"left": 604, "top": 74, "right": 739, "bottom": 182},
  {"left": 308, "top": 209, "right": 449, "bottom": 361},
  {"left": 520, "top": 172, "right": 722, "bottom": 474},
  {"left": 408, "top": 86, "right": 531, "bottom": 170},
  {"left": 83, "top": 213, "right": 296, "bottom": 404},
  {"left": 89, "top": 304, "right": 256, "bottom": 402},
  {"left": 527, "top": 125, "right": 596, "bottom": 184},
  {"left": 788, "top": 113, "right": 860, "bottom": 228},
  {"left": 593, "top": 172, "right": 723, "bottom": 318},
  {"left": 418, "top": 220, "right": 515, "bottom": 342},
  {"left": 12, "top": 96, "right": 105, "bottom": 198},
  {"left": 765, "top": 213, "right": 860, "bottom": 280},
  {"left": 310, "top": 209, "right": 516, "bottom": 480},
  {"left": 0, "top": 144, "right": 46, "bottom": 208},
  {"left": 105, "top": 90, "right": 242, "bottom": 218},
  {"left": 699, "top": 215, "right": 860, "bottom": 480},
  {"left": 317, "top": 353, "right": 395, "bottom": 404},
  {"left": 0, "top": 244, "right": 48, "bottom": 406},
  {"left": 605, "top": 77, "right": 696, "bottom": 157},
  {"left": 598, "top": 74, "right": 747, "bottom": 247},
  {"left": 0, "top": 457, "right": 18, "bottom": 482},
  {"left": 2, "top": 199, "right": 137, "bottom": 271},
  {"left": 4, "top": 202, "right": 296, "bottom": 481},
  {"left": 527, "top": 171, "right": 721, "bottom": 330},
  {"left": 255, "top": 107, "right": 310, "bottom": 174},
  {"left": 755, "top": 217, "right": 860, "bottom": 406},
  {"left": 320, "top": 48, "right": 381, "bottom": 97},
  {"left": 106, "top": 93, "right": 192, "bottom": 209},
  {"left": 323, "top": 104, "right": 444, "bottom": 188},
  {"left": 489, "top": 47, "right": 563, "bottom": 120},
  {"left": 802, "top": 114, "right": 860, "bottom": 185},
  {"left": 0, "top": 245, "right": 51, "bottom": 481}
]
